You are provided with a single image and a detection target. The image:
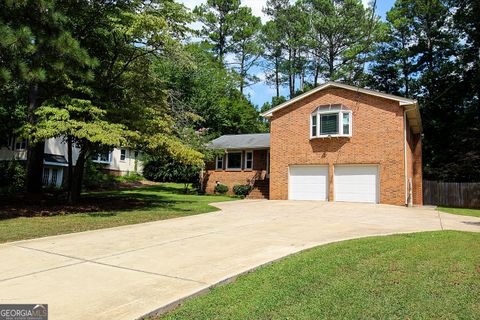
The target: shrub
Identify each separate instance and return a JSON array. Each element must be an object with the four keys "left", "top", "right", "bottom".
[
  {"left": 233, "top": 184, "right": 252, "bottom": 197},
  {"left": 115, "top": 173, "right": 143, "bottom": 183},
  {"left": 83, "top": 160, "right": 116, "bottom": 190},
  {"left": 214, "top": 184, "right": 228, "bottom": 194},
  {"left": 143, "top": 154, "right": 201, "bottom": 193},
  {"left": 0, "top": 161, "right": 26, "bottom": 194}
]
